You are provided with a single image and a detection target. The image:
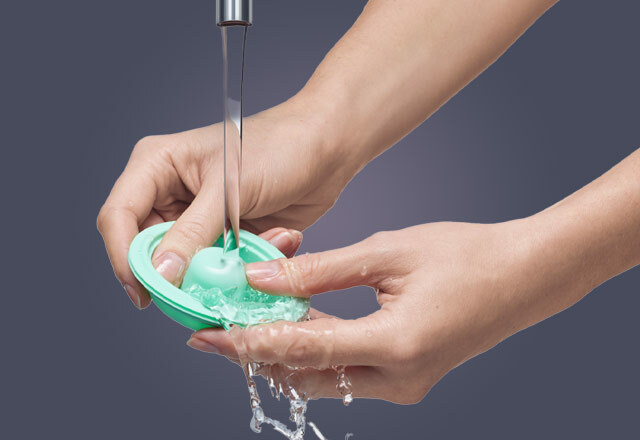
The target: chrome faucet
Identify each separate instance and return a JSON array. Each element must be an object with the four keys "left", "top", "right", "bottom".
[{"left": 216, "top": 0, "right": 253, "bottom": 26}]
